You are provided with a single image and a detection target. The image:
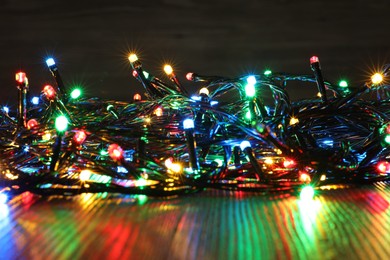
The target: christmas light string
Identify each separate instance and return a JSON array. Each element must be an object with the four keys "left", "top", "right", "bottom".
[{"left": 1, "top": 54, "right": 390, "bottom": 202}]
